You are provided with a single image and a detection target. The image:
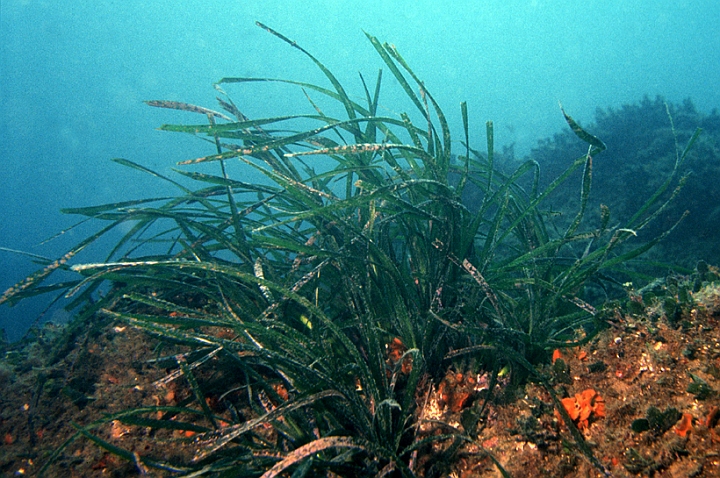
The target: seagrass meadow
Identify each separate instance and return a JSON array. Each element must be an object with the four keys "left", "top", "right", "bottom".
[{"left": 1, "top": 23, "right": 716, "bottom": 477}]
